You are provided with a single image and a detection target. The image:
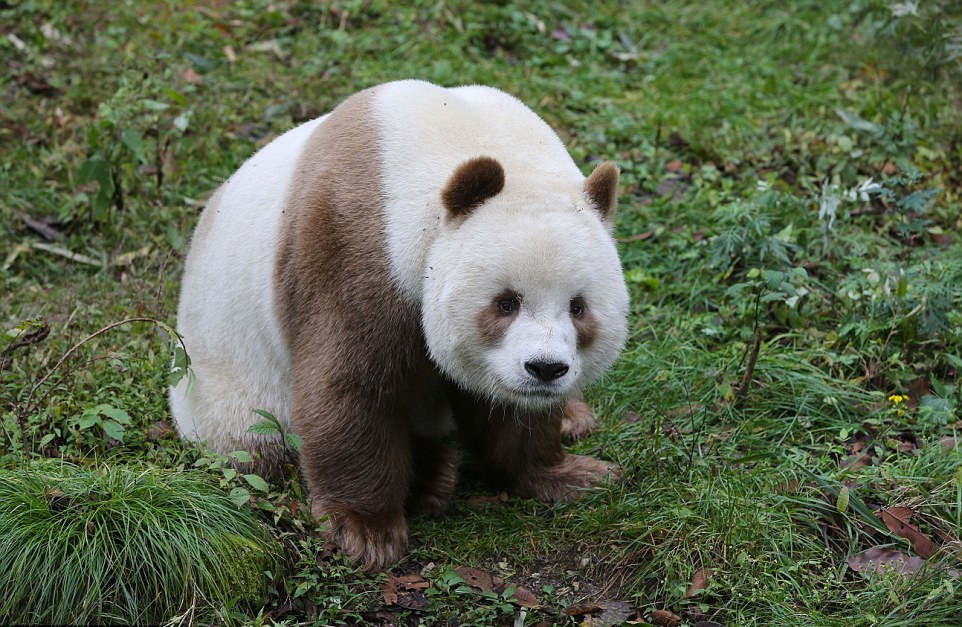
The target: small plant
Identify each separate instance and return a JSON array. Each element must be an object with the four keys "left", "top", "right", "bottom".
[{"left": 0, "top": 462, "right": 279, "bottom": 625}]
